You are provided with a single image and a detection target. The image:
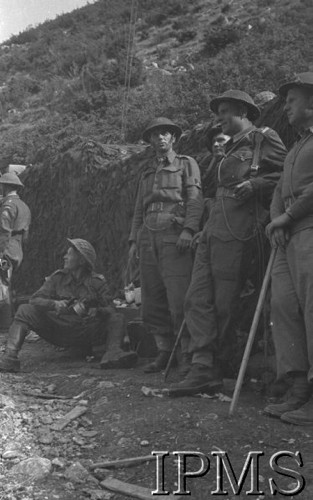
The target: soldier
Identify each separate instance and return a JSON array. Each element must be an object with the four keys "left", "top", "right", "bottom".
[
  {"left": 0, "top": 238, "right": 137, "bottom": 372},
  {"left": 0, "top": 172, "right": 31, "bottom": 272},
  {"left": 129, "top": 117, "right": 203, "bottom": 373},
  {"left": 169, "top": 90, "right": 287, "bottom": 396},
  {"left": 264, "top": 73, "right": 313, "bottom": 425},
  {"left": 201, "top": 124, "right": 230, "bottom": 199}
]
